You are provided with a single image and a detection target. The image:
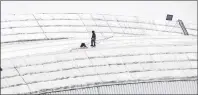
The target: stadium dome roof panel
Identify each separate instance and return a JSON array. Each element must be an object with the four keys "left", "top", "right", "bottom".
[{"left": 1, "top": 13, "right": 197, "bottom": 94}]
